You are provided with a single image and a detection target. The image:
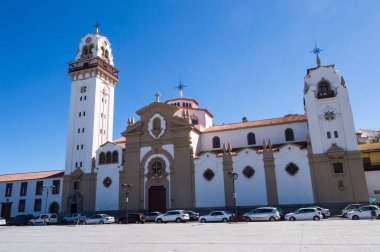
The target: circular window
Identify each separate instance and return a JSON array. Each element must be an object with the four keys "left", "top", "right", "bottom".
[
  {"left": 285, "top": 163, "right": 299, "bottom": 176},
  {"left": 85, "top": 37, "right": 92, "bottom": 44},
  {"left": 203, "top": 169, "right": 215, "bottom": 181},
  {"left": 242, "top": 166, "right": 255, "bottom": 178},
  {"left": 103, "top": 177, "right": 112, "bottom": 188}
]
